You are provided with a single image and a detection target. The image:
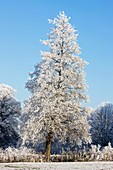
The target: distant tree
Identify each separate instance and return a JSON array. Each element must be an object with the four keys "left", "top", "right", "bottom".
[
  {"left": 89, "top": 102, "right": 113, "bottom": 147},
  {"left": 23, "top": 12, "right": 90, "bottom": 161},
  {"left": 0, "top": 84, "right": 21, "bottom": 148}
]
